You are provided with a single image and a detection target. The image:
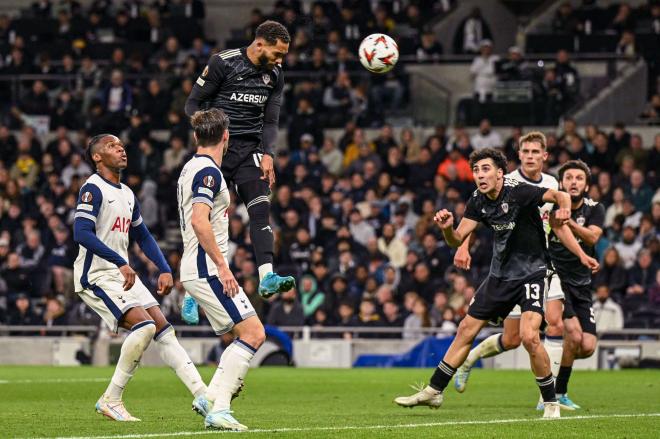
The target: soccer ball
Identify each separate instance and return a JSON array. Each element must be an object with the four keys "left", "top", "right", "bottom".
[{"left": 358, "top": 33, "right": 399, "bottom": 74}]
